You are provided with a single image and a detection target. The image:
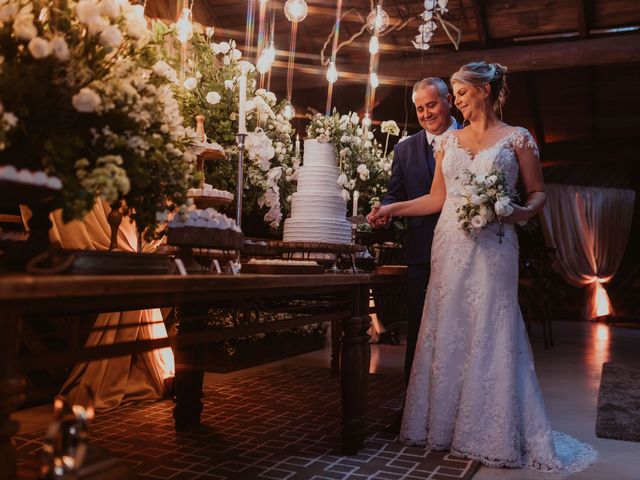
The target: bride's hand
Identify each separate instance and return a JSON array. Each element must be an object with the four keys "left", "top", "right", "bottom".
[
  {"left": 367, "top": 204, "right": 392, "bottom": 228},
  {"left": 500, "top": 204, "right": 531, "bottom": 224}
]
